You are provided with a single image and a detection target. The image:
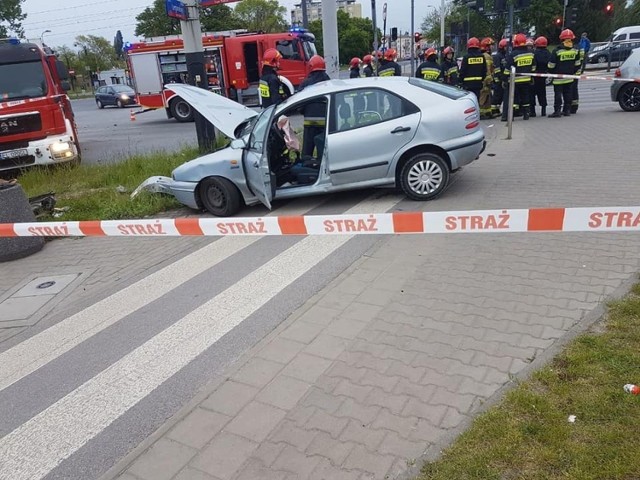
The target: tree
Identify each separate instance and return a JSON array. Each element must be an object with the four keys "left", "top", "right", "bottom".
[
  {"left": 0, "top": 0, "right": 26, "bottom": 37},
  {"left": 234, "top": 0, "right": 287, "bottom": 33},
  {"left": 114, "top": 30, "right": 124, "bottom": 59},
  {"left": 74, "top": 35, "right": 124, "bottom": 71},
  {"left": 135, "top": 0, "right": 246, "bottom": 38}
]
